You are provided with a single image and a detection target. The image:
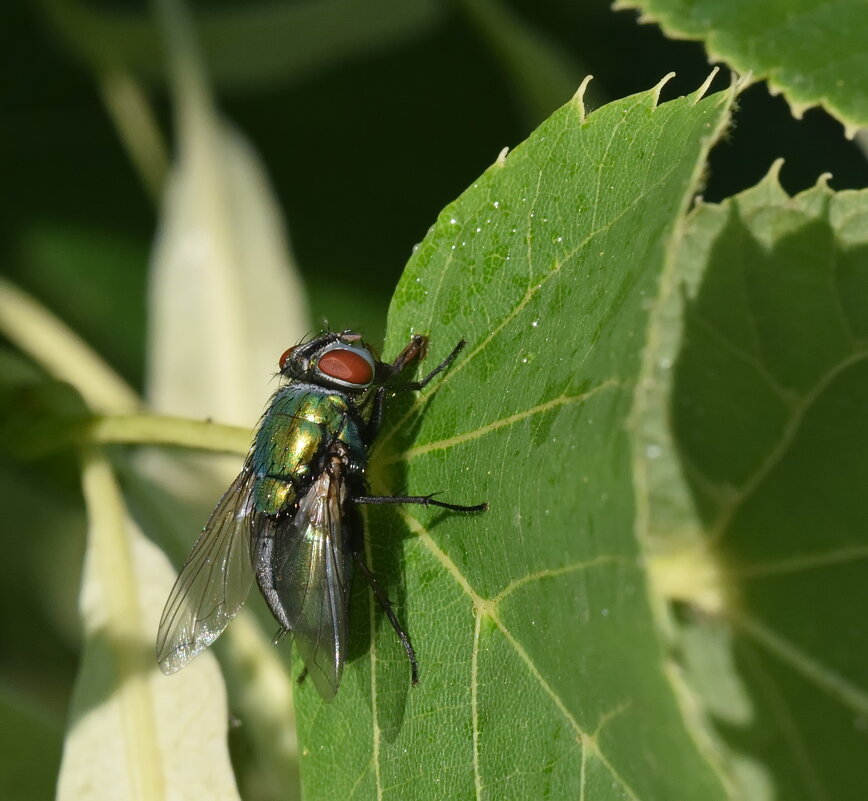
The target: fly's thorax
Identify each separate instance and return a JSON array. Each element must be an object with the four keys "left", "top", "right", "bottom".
[{"left": 251, "top": 384, "right": 368, "bottom": 516}]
